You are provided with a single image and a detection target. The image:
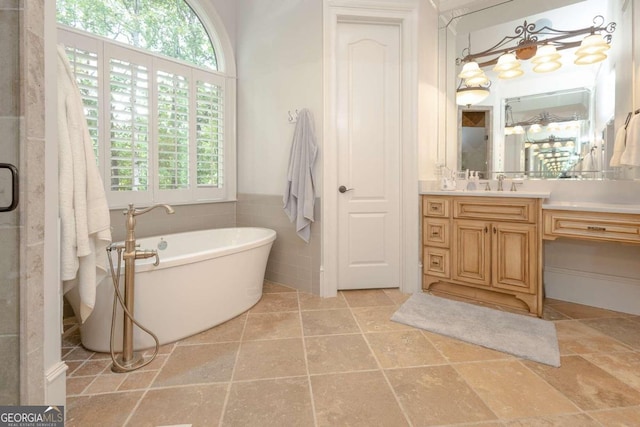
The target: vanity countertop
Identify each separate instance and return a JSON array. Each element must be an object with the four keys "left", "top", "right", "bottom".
[
  {"left": 420, "top": 189, "right": 551, "bottom": 199},
  {"left": 542, "top": 201, "right": 640, "bottom": 214}
]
